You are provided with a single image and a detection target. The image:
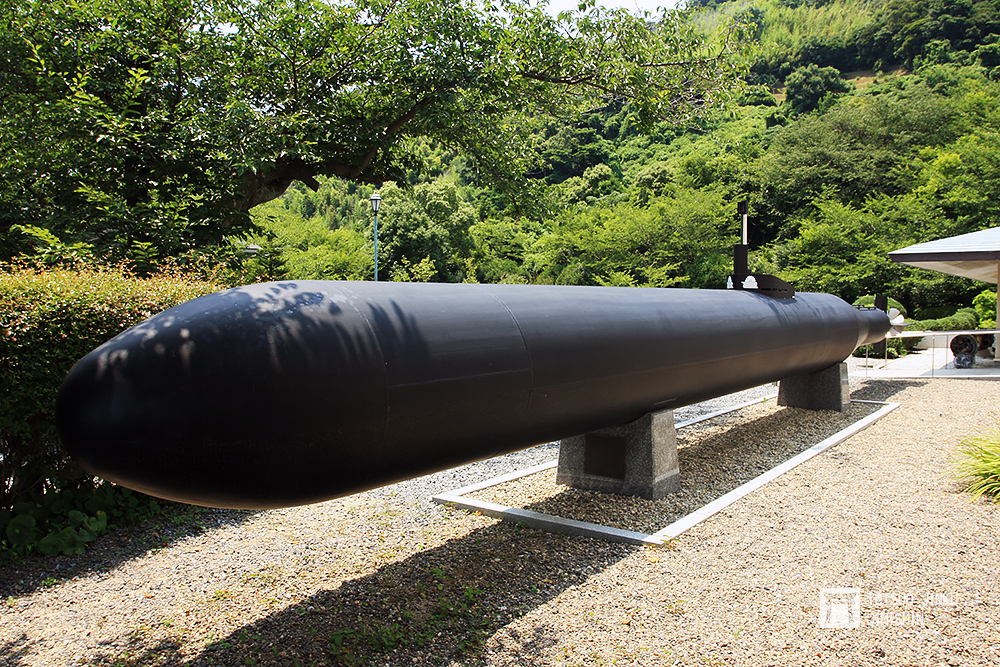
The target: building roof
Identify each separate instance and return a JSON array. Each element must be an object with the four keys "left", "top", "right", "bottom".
[{"left": 888, "top": 227, "right": 1000, "bottom": 283}]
